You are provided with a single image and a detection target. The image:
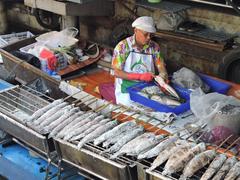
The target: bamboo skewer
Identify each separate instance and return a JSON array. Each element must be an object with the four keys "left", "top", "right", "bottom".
[
  {"left": 63, "top": 90, "right": 83, "bottom": 101},
  {"left": 121, "top": 112, "right": 139, "bottom": 121},
  {"left": 215, "top": 135, "right": 233, "bottom": 151},
  {"left": 76, "top": 96, "right": 95, "bottom": 106},
  {"left": 72, "top": 94, "right": 90, "bottom": 104},
  {"left": 112, "top": 107, "right": 131, "bottom": 119},
  {"left": 223, "top": 137, "right": 240, "bottom": 153},
  {"left": 84, "top": 99, "right": 98, "bottom": 107}
]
